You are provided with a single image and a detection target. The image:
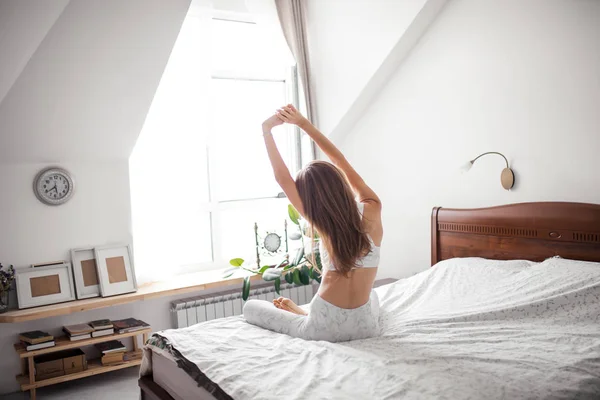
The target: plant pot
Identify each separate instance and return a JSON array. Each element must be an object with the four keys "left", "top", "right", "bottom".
[{"left": 0, "top": 290, "right": 9, "bottom": 313}]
